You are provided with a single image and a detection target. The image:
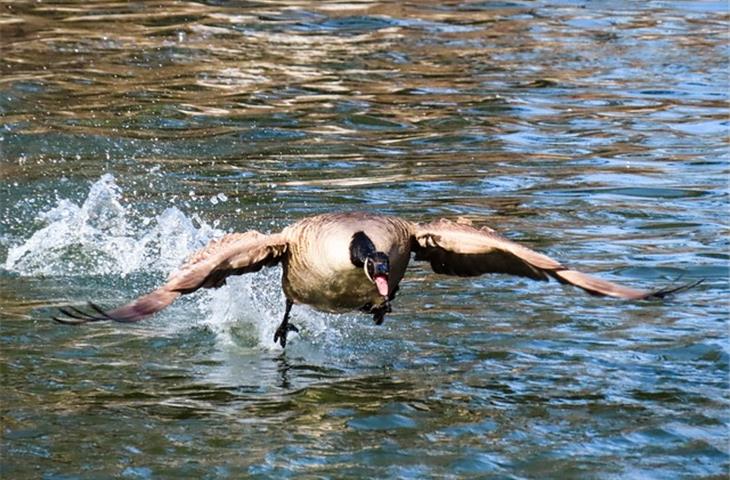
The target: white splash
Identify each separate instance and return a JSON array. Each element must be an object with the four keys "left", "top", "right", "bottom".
[
  {"left": 4, "top": 174, "right": 218, "bottom": 277},
  {"left": 4, "top": 174, "right": 343, "bottom": 352}
]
